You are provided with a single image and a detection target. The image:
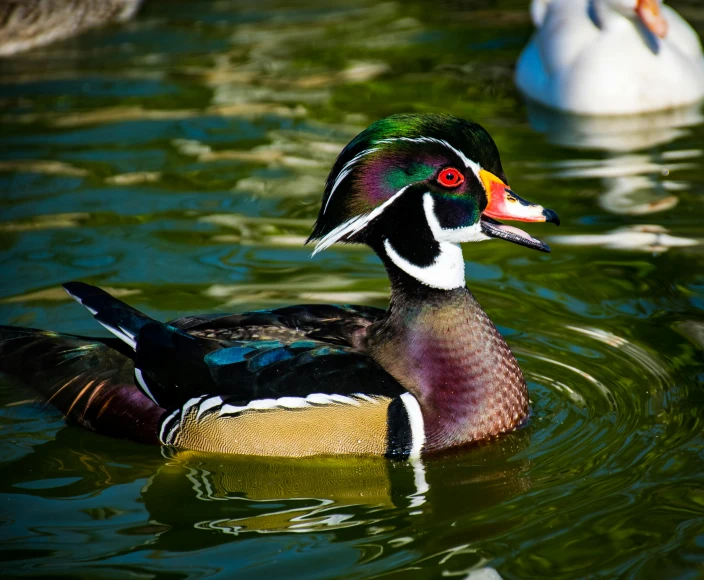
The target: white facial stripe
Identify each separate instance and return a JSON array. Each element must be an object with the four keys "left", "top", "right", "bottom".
[
  {"left": 376, "top": 137, "right": 481, "bottom": 177},
  {"left": 384, "top": 237, "right": 466, "bottom": 290},
  {"left": 315, "top": 137, "right": 482, "bottom": 254},
  {"left": 423, "top": 193, "right": 489, "bottom": 243},
  {"left": 400, "top": 392, "right": 425, "bottom": 460},
  {"left": 312, "top": 184, "right": 411, "bottom": 255},
  {"left": 324, "top": 147, "right": 379, "bottom": 214},
  {"left": 381, "top": 193, "right": 493, "bottom": 290}
]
